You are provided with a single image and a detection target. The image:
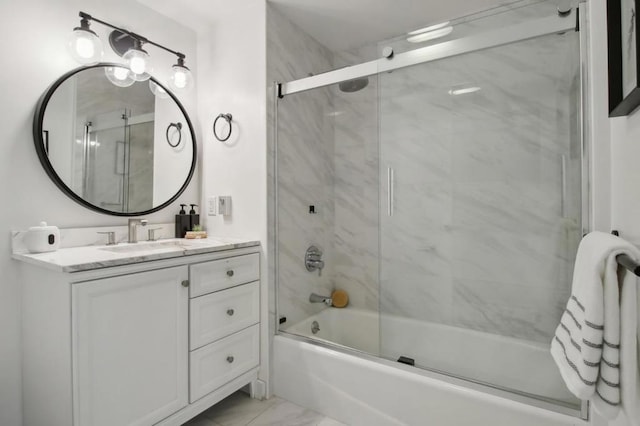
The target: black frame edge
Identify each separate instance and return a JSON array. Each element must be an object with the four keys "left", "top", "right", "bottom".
[{"left": 32, "top": 63, "right": 198, "bottom": 217}]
